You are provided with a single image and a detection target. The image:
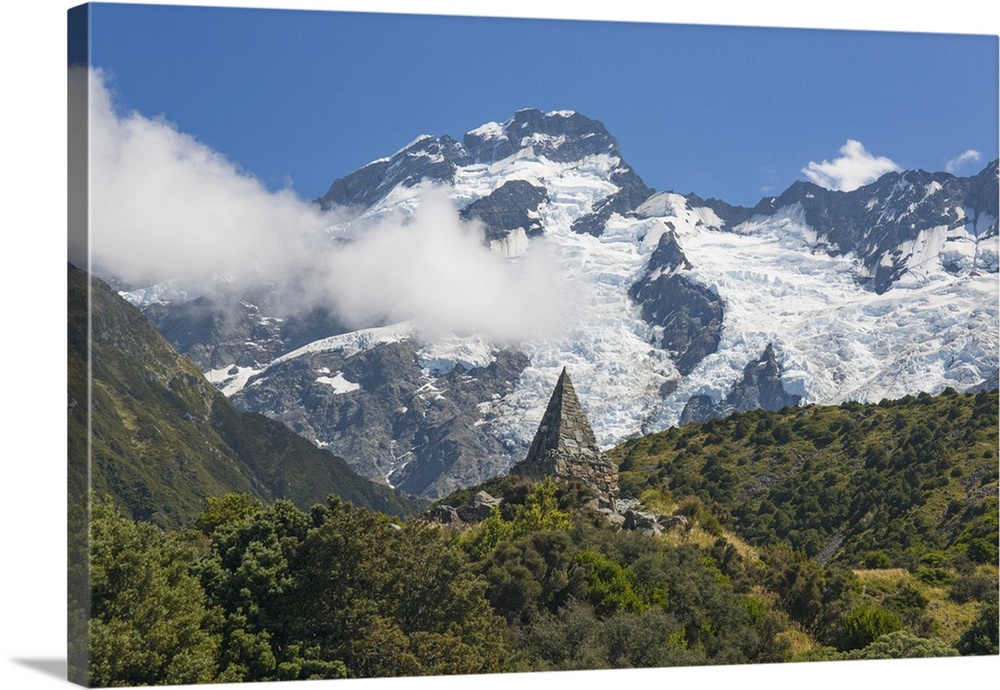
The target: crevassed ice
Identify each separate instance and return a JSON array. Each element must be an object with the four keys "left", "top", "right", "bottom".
[{"left": 646, "top": 196, "right": 998, "bottom": 428}]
